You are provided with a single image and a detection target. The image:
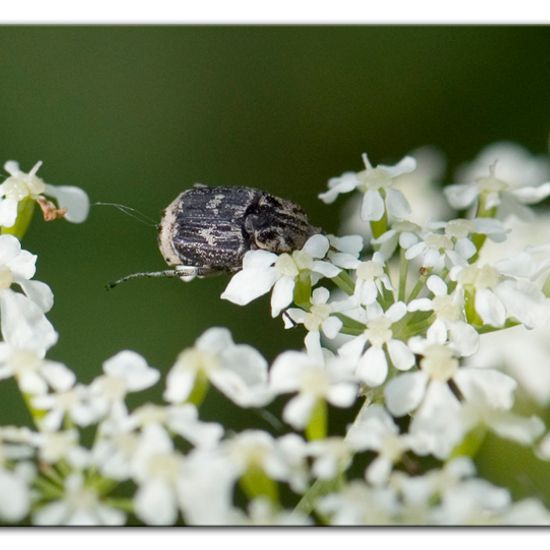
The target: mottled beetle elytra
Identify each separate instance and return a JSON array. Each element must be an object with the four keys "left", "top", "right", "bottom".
[{"left": 108, "top": 184, "right": 320, "bottom": 288}]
